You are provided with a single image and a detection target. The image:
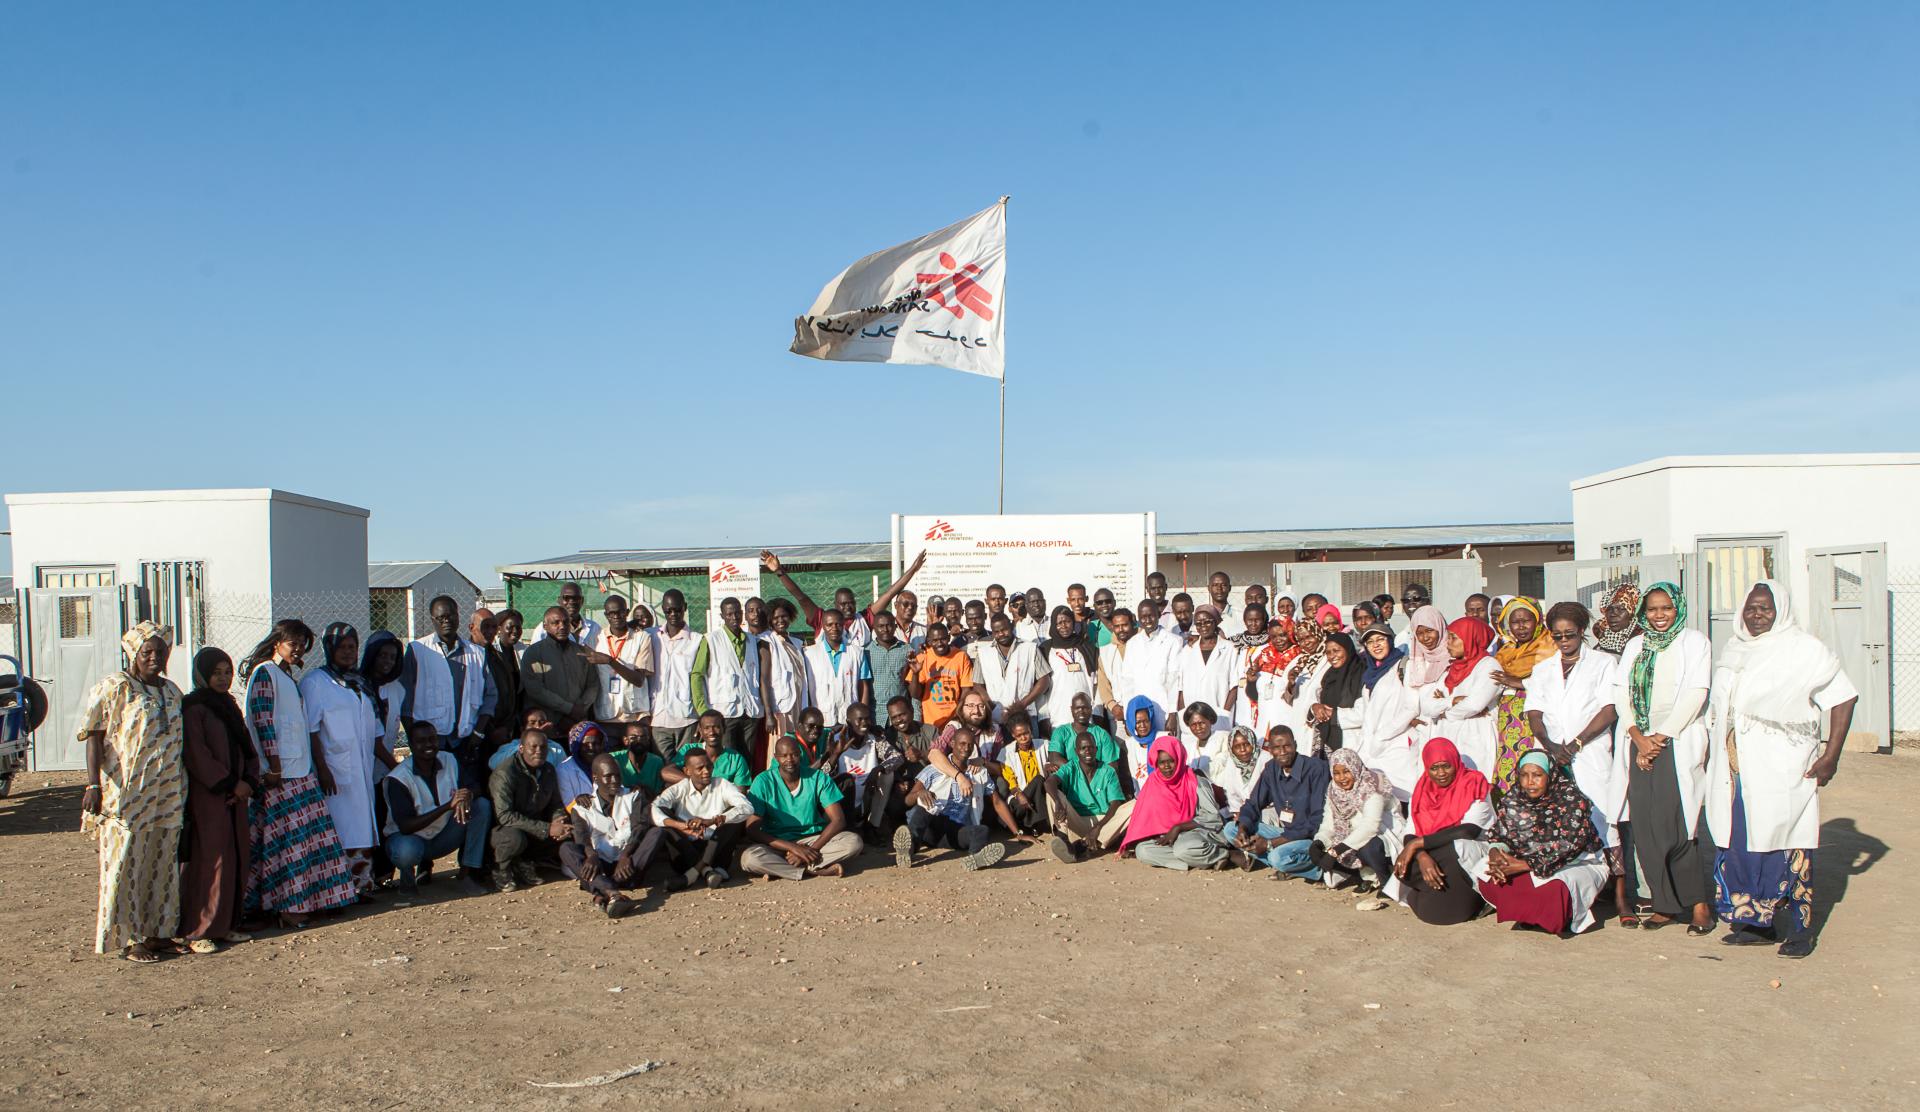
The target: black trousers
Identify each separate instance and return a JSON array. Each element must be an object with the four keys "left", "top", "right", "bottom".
[
  {"left": 1307, "top": 836, "right": 1391, "bottom": 886},
  {"left": 1626, "top": 746, "right": 1711, "bottom": 916},
  {"left": 491, "top": 826, "right": 563, "bottom": 870},
  {"left": 1399, "top": 840, "right": 1483, "bottom": 926}
]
